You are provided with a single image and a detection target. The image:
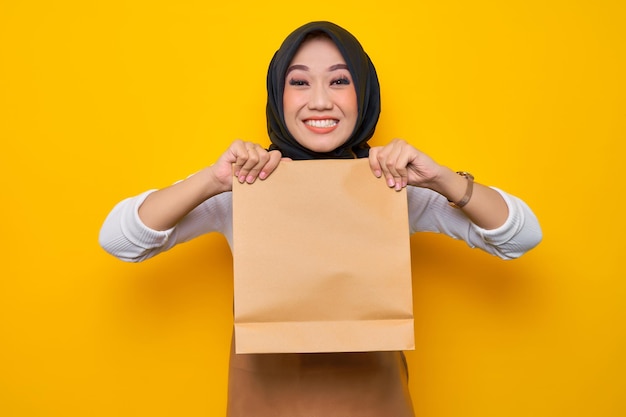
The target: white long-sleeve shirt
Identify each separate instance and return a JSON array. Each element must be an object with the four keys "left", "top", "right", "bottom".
[{"left": 99, "top": 186, "right": 542, "bottom": 262}]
